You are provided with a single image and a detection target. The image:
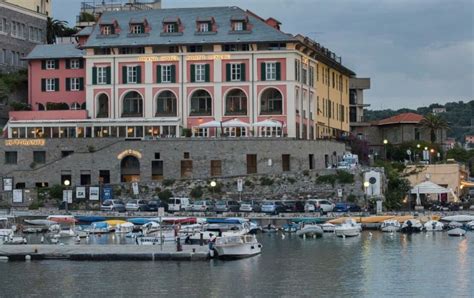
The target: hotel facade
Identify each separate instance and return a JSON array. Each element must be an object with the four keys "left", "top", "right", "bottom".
[{"left": 1, "top": 6, "right": 362, "bottom": 188}]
